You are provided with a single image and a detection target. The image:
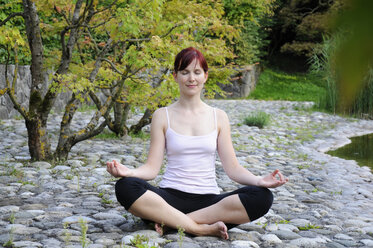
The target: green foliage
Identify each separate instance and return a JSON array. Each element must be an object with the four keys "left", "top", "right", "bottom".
[
  {"left": 244, "top": 111, "right": 271, "bottom": 129},
  {"left": 177, "top": 226, "right": 185, "bottom": 248},
  {"left": 1, "top": 0, "right": 268, "bottom": 161},
  {"left": 129, "top": 131, "right": 150, "bottom": 140},
  {"left": 128, "top": 234, "right": 158, "bottom": 248},
  {"left": 249, "top": 68, "right": 326, "bottom": 101},
  {"left": 330, "top": 0, "right": 373, "bottom": 116},
  {"left": 223, "top": 0, "right": 275, "bottom": 64},
  {"left": 267, "top": 0, "right": 340, "bottom": 70},
  {"left": 93, "top": 129, "right": 121, "bottom": 140},
  {"left": 8, "top": 212, "right": 15, "bottom": 224},
  {"left": 78, "top": 218, "right": 89, "bottom": 248},
  {"left": 311, "top": 31, "right": 373, "bottom": 118},
  {"left": 298, "top": 223, "right": 321, "bottom": 231},
  {"left": 63, "top": 222, "right": 71, "bottom": 246}
]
